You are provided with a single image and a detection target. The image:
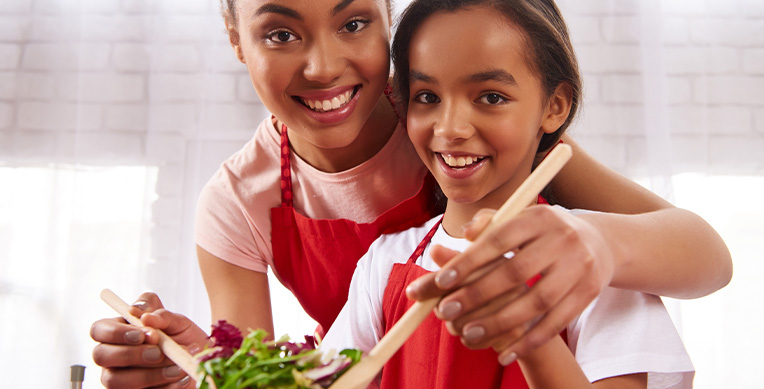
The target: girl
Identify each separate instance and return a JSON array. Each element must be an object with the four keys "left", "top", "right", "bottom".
[
  {"left": 90, "top": 0, "right": 727, "bottom": 387},
  {"left": 321, "top": 0, "right": 693, "bottom": 387}
]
